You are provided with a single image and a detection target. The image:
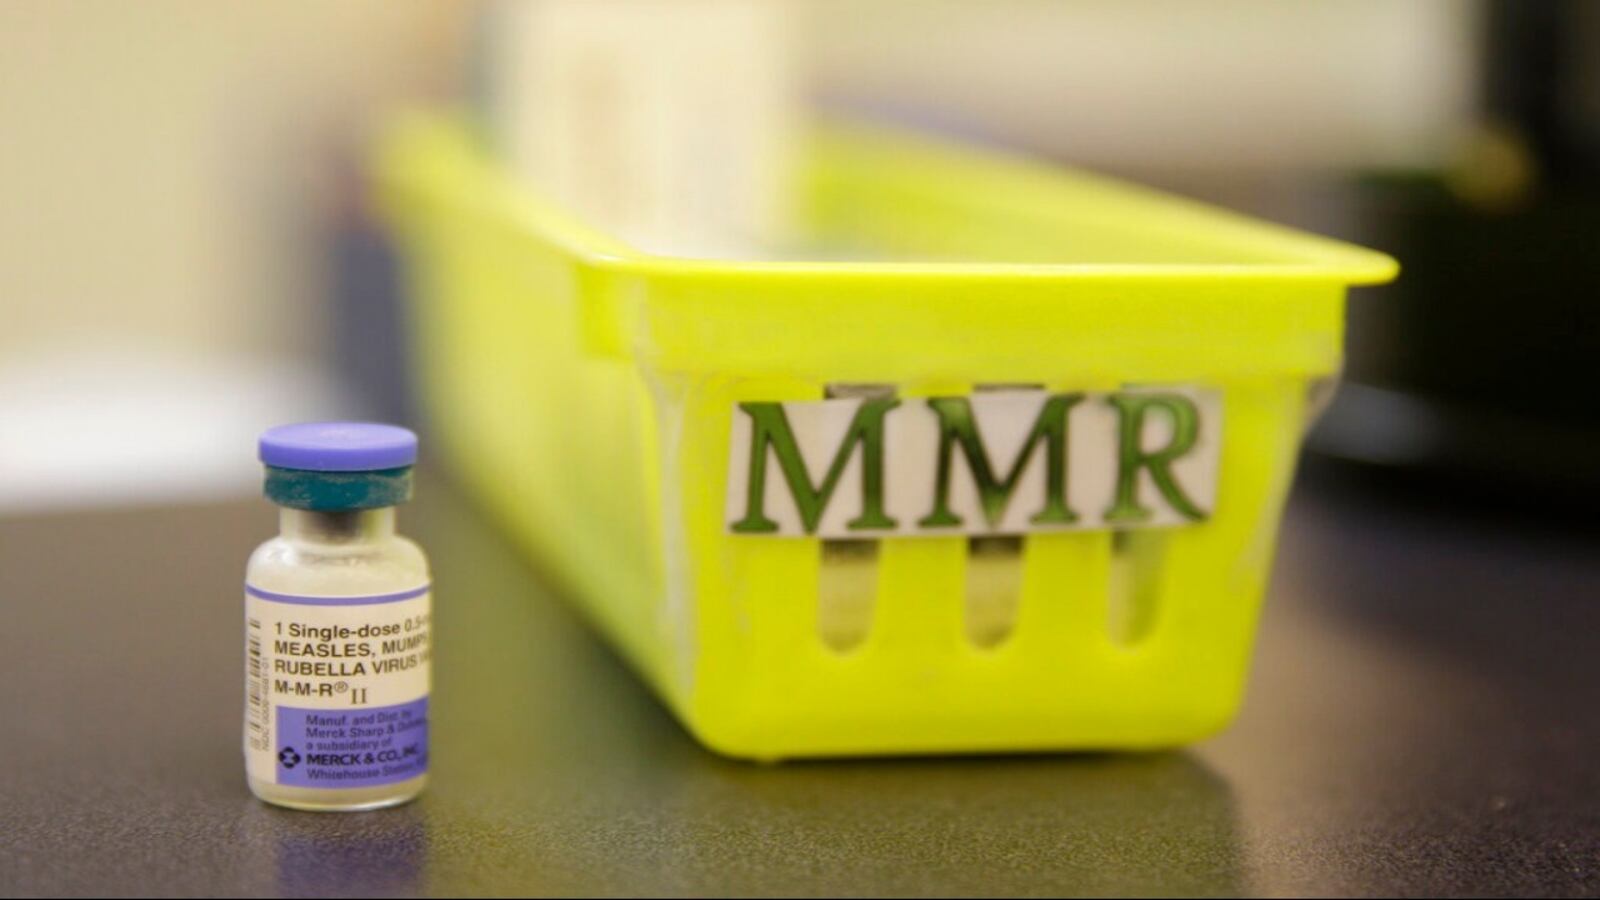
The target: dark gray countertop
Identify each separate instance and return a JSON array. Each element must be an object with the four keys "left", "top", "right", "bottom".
[{"left": 3, "top": 467, "right": 1597, "bottom": 897}]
